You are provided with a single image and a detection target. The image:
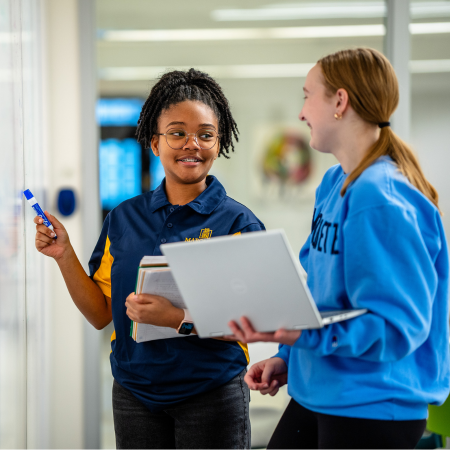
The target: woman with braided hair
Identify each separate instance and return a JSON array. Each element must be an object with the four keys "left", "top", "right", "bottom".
[{"left": 32, "top": 69, "right": 264, "bottom": 448}]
